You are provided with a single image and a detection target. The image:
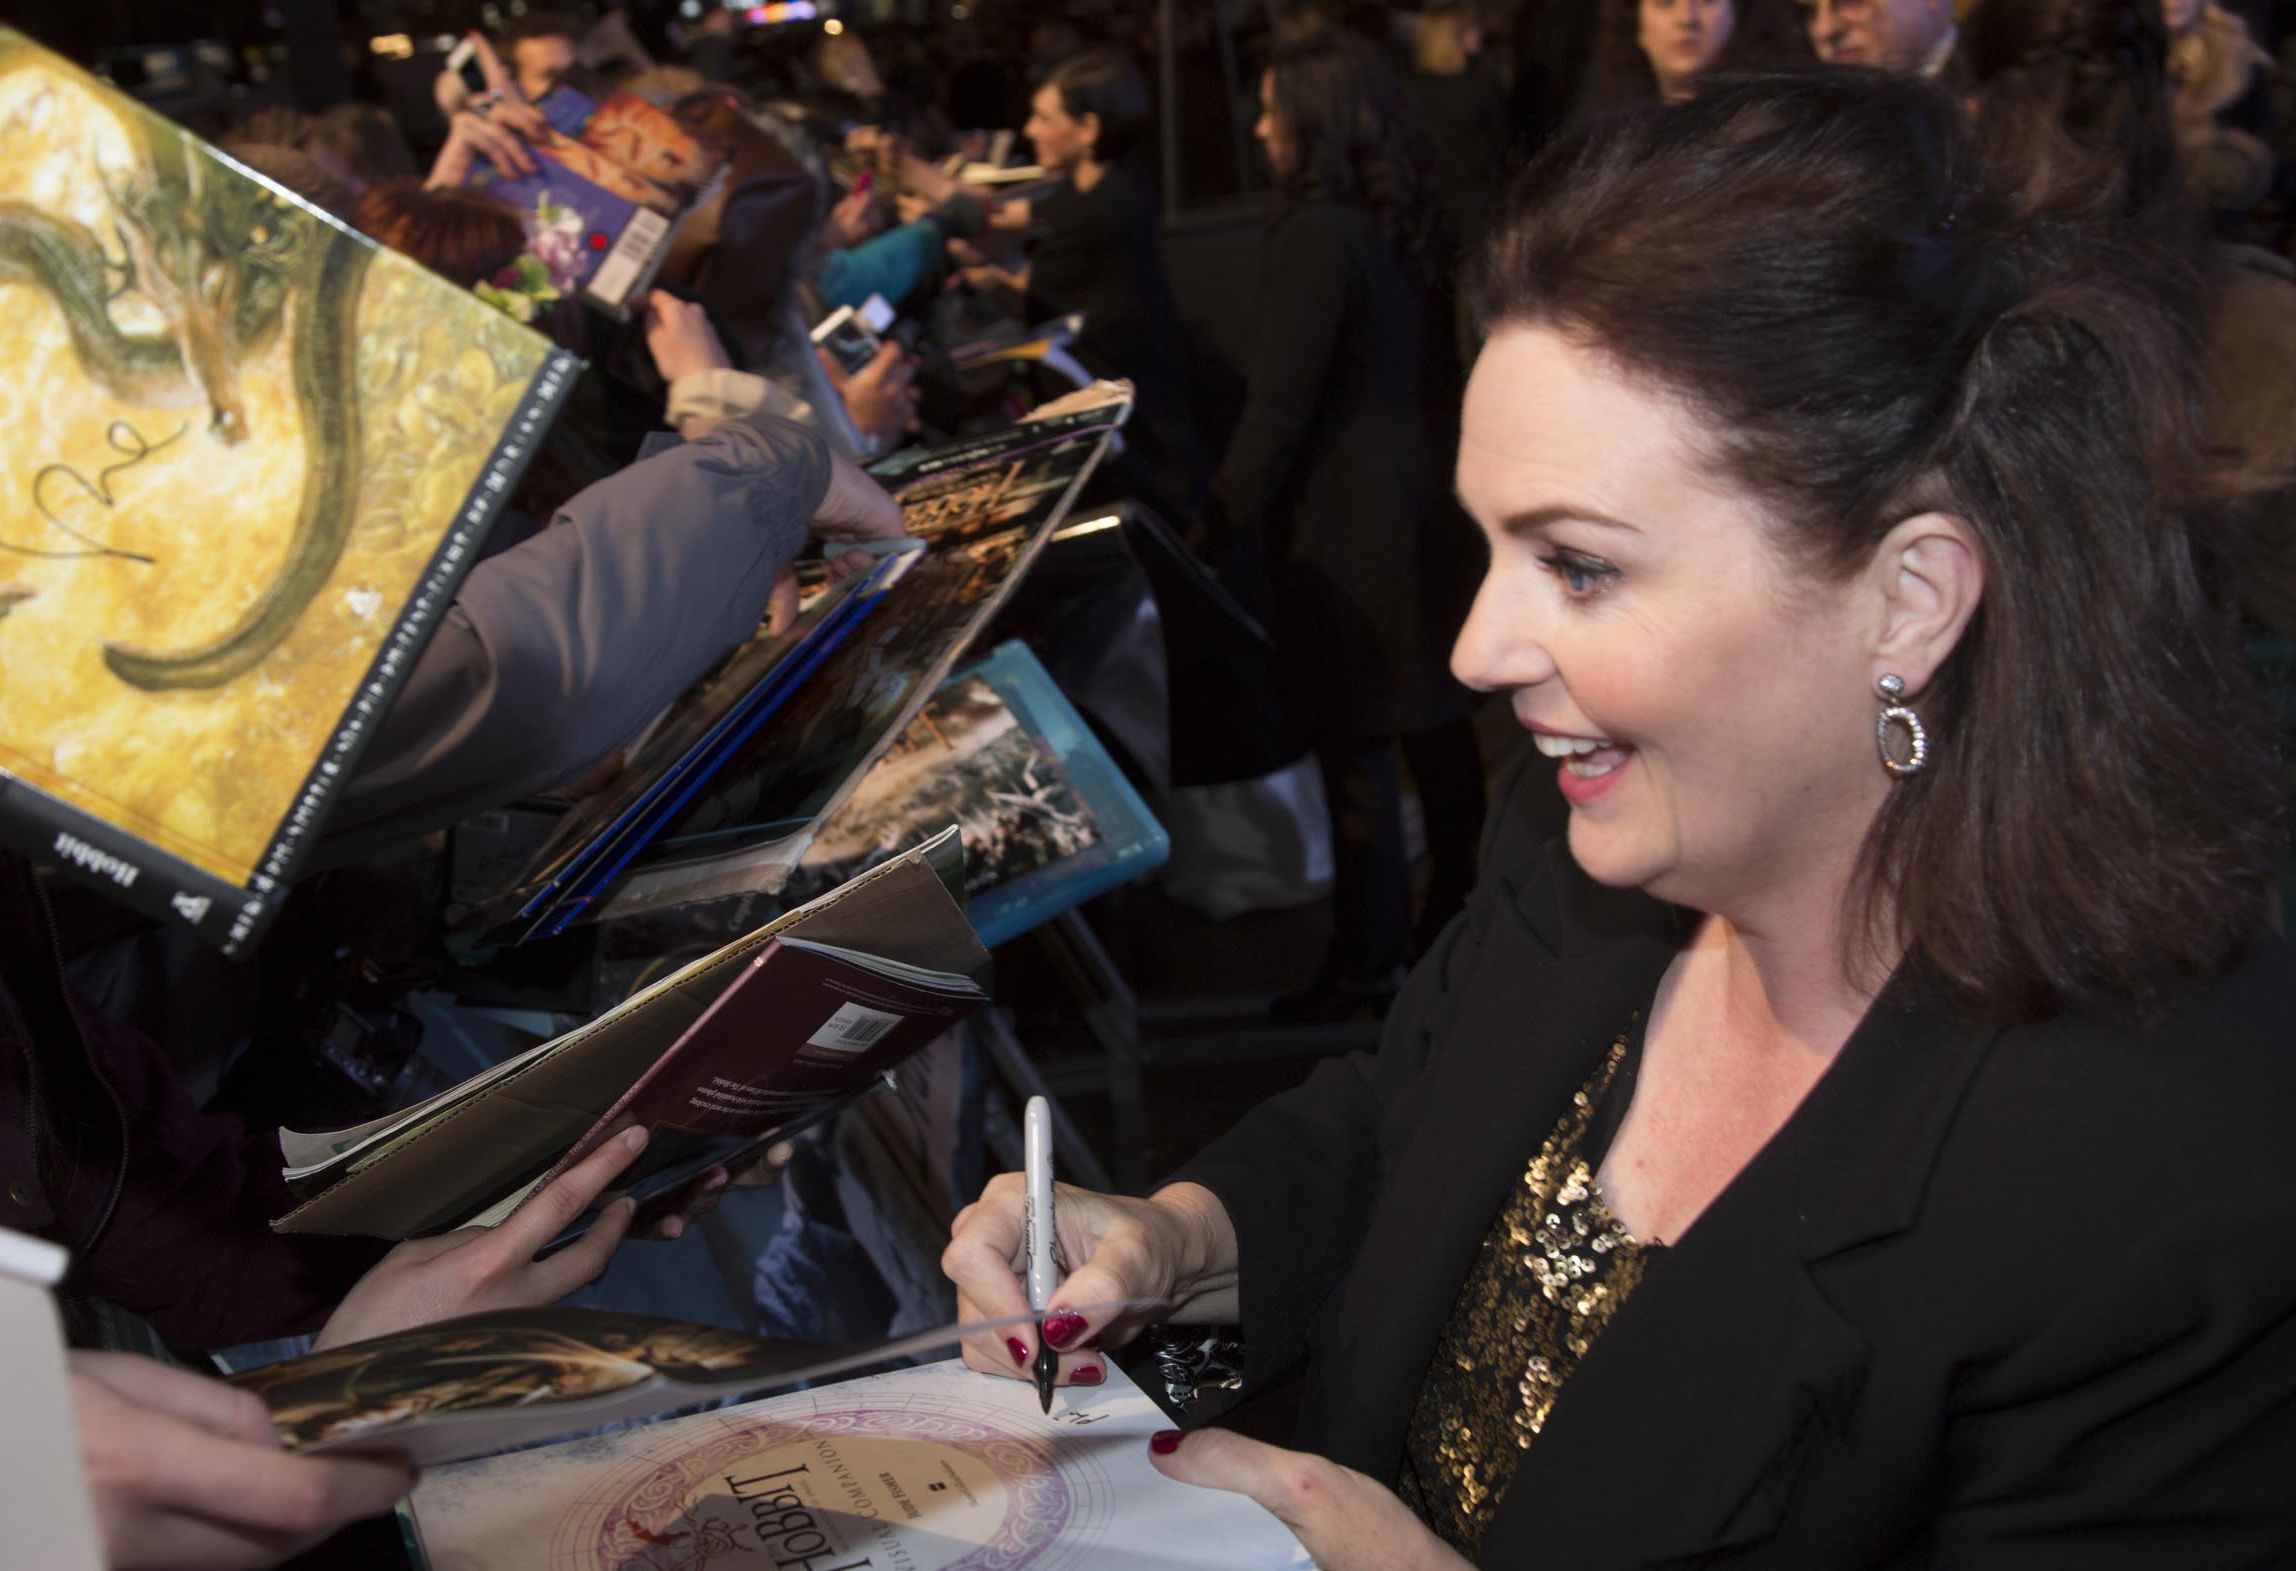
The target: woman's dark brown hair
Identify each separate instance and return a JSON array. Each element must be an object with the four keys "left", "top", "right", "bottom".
[
  {"left": 1266, "top": 31, "right": 1444, "bottom": 285},
  {"left": 354, "top": 181, "right": 527, "bottom": 290},
  {"left": 1042, "top": 46, "right": 1152, "bottom": 165},
  {"left": 1479, "top": 70, "right": 2282, "bottom": 1021}
]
